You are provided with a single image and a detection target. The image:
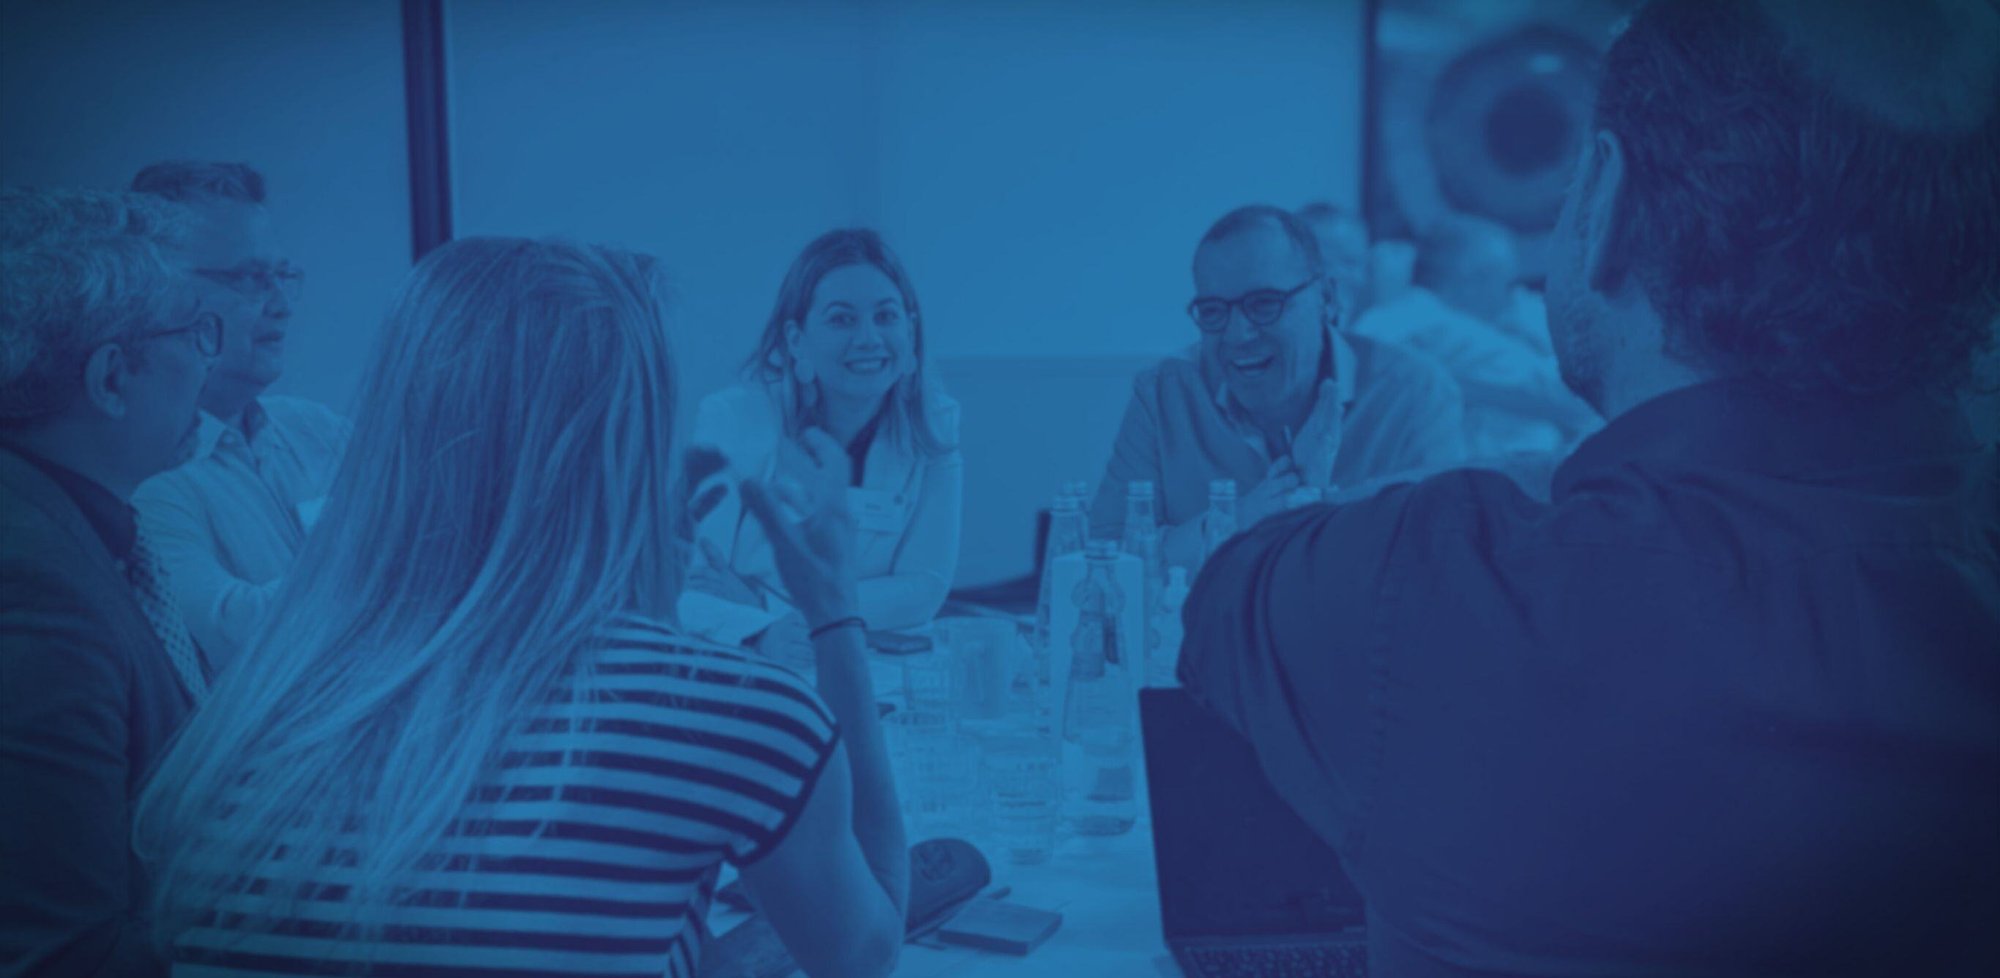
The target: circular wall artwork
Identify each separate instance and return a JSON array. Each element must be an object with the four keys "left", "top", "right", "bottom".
[
  {"left": 1424, "top": 26, "right": 1601, "bottom": 233},
  {"left": 1365, "top": 0, "right": 1640, "bottom": 281}
]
